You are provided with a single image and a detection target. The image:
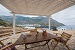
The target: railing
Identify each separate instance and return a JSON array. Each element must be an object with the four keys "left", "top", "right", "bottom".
[{"left": 0, "top": 27, "right": 28, "bottom": 37}]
